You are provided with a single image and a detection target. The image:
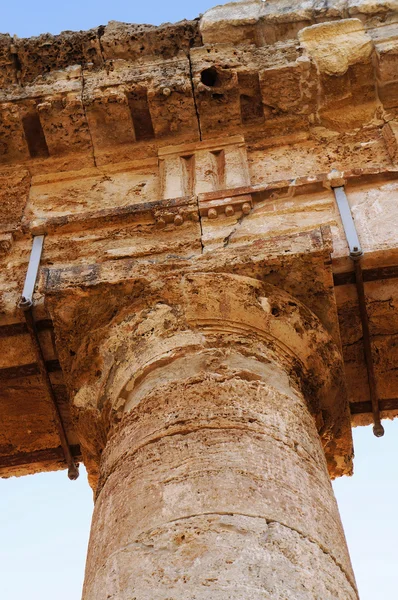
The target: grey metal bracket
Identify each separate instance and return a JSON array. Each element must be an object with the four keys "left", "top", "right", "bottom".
[
  {"left": 333, "top": 186, "right": 363, "bottom": 259},
  {"left": 333, "top": 185, "right": 384, "bottom": 437},
  {"left": 19, "top": 235, "right": 45, "bottom": 309},
  {"left": 18, "top": 235, "right": 79, "bottom": 479}
]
